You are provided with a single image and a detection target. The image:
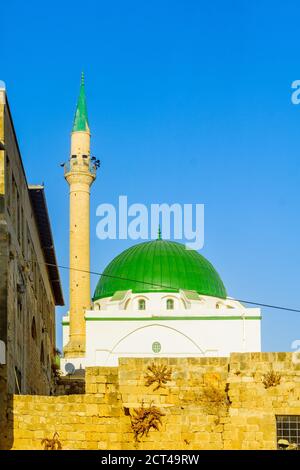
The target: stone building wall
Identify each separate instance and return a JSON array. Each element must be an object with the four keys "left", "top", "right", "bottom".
[
  {"left": 0, "top": 86, "right": 59, "bottom": 398},
  {"left": 4, "top": 353, "right": 300, "bottom": 450},
  {"left": 0, "top": 365, "right": 13, "bottom": 450}
]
